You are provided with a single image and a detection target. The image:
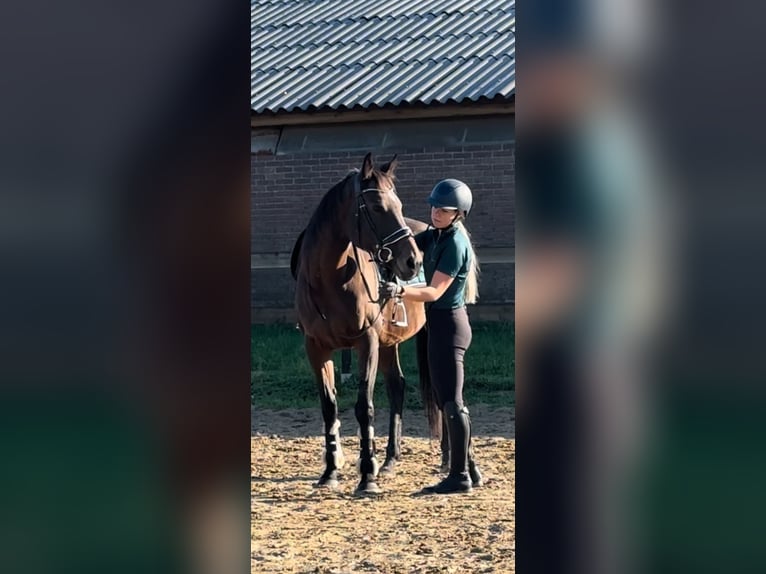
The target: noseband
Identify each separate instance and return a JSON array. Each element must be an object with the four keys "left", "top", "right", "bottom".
[{"left": 354, "top": 174, "right": 413, "bottom": 264}]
